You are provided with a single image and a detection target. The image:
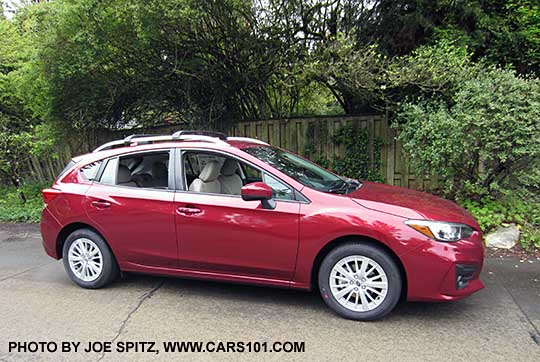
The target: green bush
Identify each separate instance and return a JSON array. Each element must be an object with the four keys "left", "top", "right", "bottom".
[
  {"left": 460, "top": 194, "right": 540, "bottom": 250},
  {"left": 395, "top": 65, "right": 540, "bottom": 199},
  {"left": 0, "top": 183, "right": 46, "bottom": 223}
]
